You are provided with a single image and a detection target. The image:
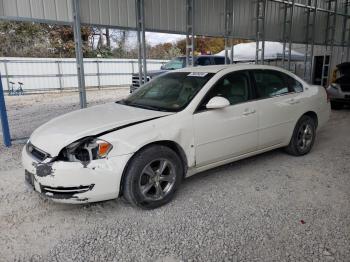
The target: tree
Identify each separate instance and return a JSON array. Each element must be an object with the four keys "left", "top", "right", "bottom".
[
  {"left": 0, "top": 21, "right": 249, "bottom": 59},
  {"left": 0, "top": 21, "right": 51, "bottom": 57},
  {"left": 147, "top": 43, "right": 181, "bottom": 59},
  {"left": 0, "top": 21, "right": 94, "bottom": 58},
  {"left": 175, "top": 36, "right": 225, "bottom": 55},
  {"left": 175, "top": 36, "right": 249, "bottom": 55},
  {"left": 49, "top": 25, "right": 97, "bottom": 58},
  {"left": 111, "top": 30, "right": 130, "bottom": 58}
]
